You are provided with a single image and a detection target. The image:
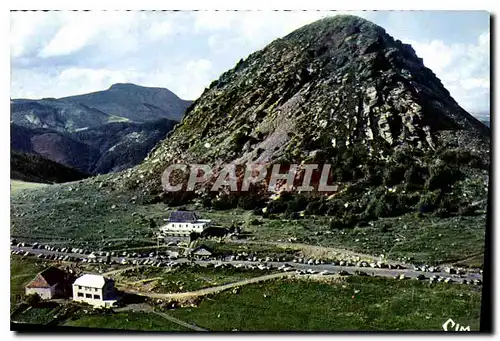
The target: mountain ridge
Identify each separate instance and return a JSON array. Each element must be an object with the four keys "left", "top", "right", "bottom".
[
  {"left": 94, "top": 15, "right": 489, "bottom": 225},
  {"left": 11, "top": 83, "right": 189, "bottom": 175}
]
